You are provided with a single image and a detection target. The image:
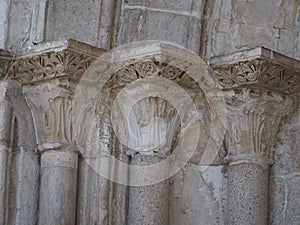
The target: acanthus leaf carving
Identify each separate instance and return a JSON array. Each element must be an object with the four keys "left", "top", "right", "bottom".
[
  {"left": 24, "top": 79, "right": 75, "bottom": 149},
  {"left": 223, "top": 87, "right": 292, "bottom": 162}
]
